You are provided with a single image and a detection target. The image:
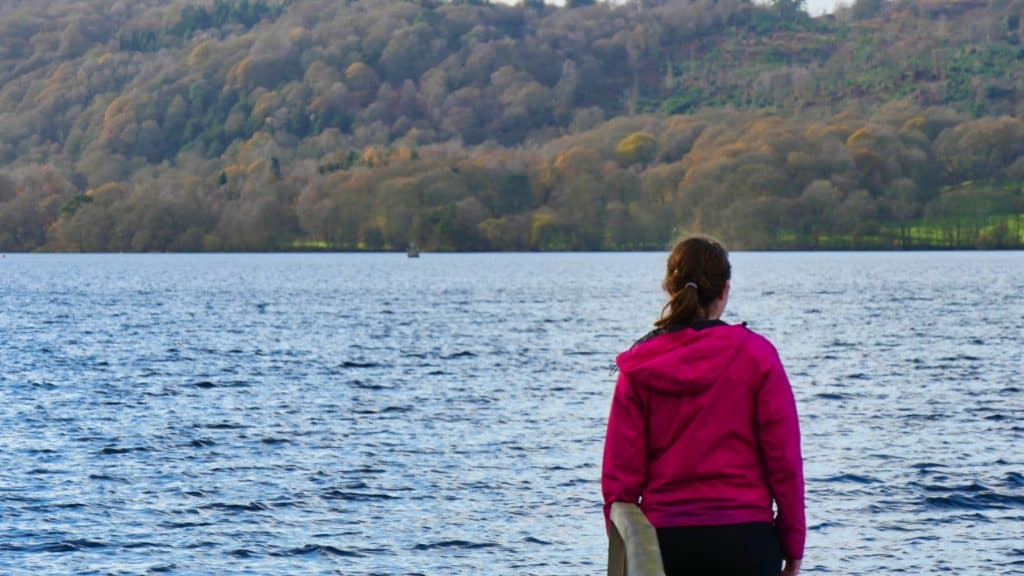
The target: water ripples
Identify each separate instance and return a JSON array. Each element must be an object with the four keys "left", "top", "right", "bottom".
[{"left": 1, "top": 252, "right": 1022, "bottom": 574}]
